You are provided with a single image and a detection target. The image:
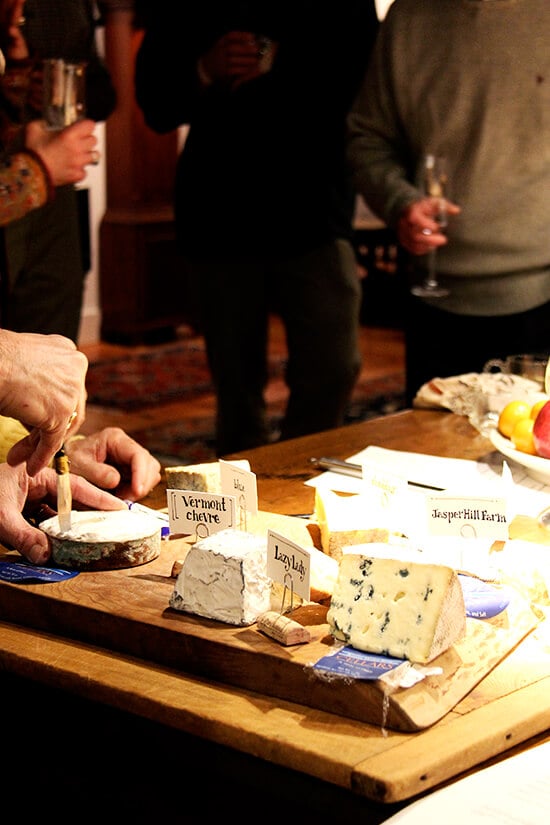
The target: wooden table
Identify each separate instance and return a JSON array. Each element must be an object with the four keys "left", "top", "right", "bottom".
[{"left": 1, "top": 409, "right": 549, "bottom": 821}]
